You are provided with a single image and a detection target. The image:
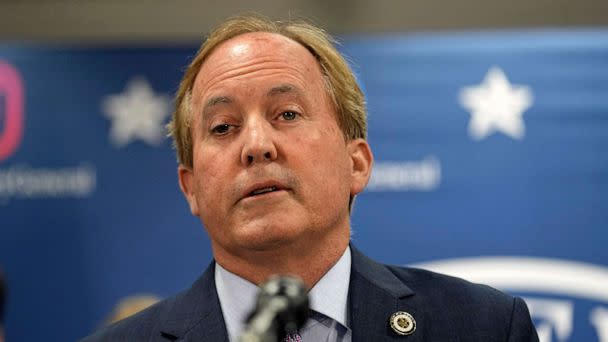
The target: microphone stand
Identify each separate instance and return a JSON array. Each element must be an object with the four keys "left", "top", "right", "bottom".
[{"left": 239, "top": 276, "right": 309, "bottom": 342}]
